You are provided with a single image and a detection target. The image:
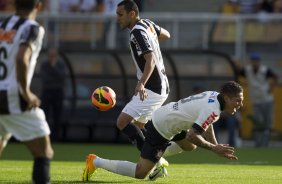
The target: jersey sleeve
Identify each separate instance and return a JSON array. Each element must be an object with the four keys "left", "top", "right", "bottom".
[
  {"left": 19, "top": 24, "right": 45, "bottom": 51},
  {"left": 131, "top": 29, "right": 153, "bottom": 56},
  {"left": 145, "top": 19, "right": 161, "bottom": 36},
  {"left": 194, "top": 108, "right": 220, "bottom": 131}
]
